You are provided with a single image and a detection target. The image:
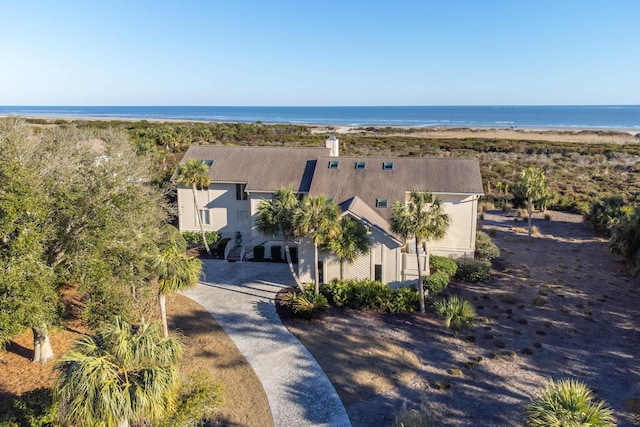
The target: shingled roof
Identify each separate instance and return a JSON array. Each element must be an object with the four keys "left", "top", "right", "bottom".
[
  {"left": 178, "top": 145, "right": 330, "bottom": 192},
  {"left": 309, "top": 155, "right": 484, "bottom": 218},
  {"left": 339, "top": 197, "right": 402, "bottom": 244},
  {"left": 177, "top": 146, "right": 484, "bottom": 220}
]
